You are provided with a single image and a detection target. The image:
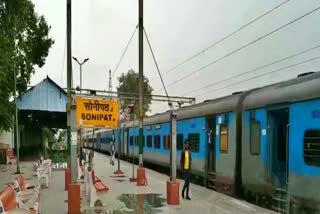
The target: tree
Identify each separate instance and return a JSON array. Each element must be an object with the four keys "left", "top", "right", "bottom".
[
  {"left": 117, "top": 69, "right": 153, "bottom": 121},
  {"left": 0, "top": 0, "right": 54, "bottom": 131}
]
